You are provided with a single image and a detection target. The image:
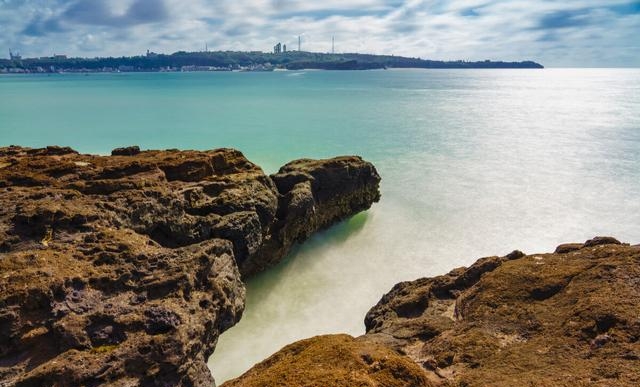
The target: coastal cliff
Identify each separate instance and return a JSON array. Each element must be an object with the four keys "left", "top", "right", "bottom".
[
  {"left": 0, "top": 146, "right": 380, "bottom": 387},
  {"left": 224, "top": 238, "right": 640, "bottom": 387}
]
